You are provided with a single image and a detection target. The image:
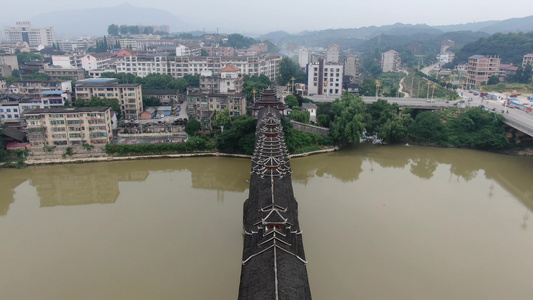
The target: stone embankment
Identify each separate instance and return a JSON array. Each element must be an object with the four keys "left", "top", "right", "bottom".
[{"left": 24, "top": 147, "right": 338, "bottom": 166}]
